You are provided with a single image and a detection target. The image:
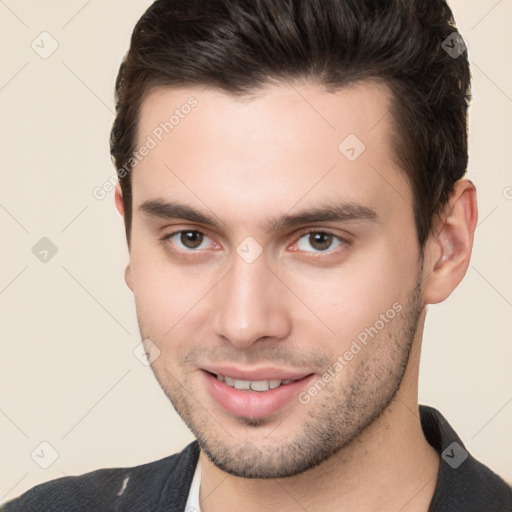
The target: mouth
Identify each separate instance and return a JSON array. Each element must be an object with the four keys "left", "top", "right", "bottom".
[{"left": 201, "top": 369, "right": 316, "bottom": 419}]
